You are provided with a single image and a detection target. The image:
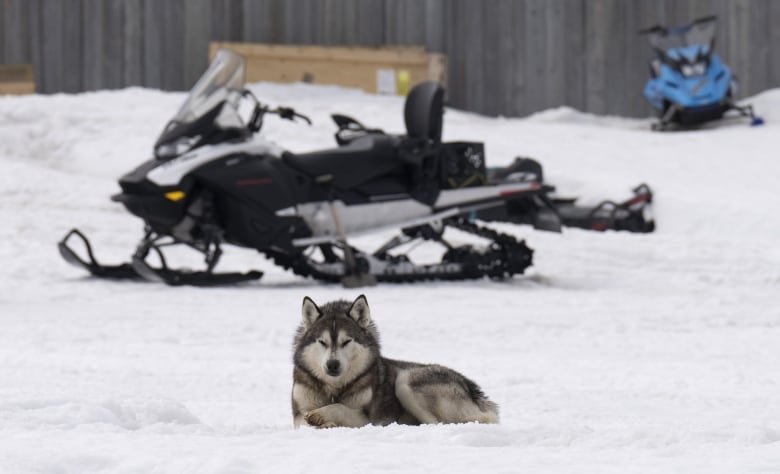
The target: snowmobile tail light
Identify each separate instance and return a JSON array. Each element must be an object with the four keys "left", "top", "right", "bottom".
[{"left": 164, "top": 191, "right": 186, "bottom": 202}]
